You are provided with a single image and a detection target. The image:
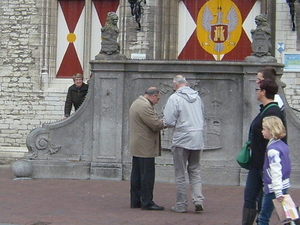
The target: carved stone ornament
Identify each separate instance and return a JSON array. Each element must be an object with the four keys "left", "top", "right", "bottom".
[
  {"left": 26, "top": 127, "right": 61, "bottom": 159},
  {"left": 245, "top": 14, "right": 276, "bottom": 62},
  {"left": 95, "top": 12, "right": 126, "bottom": 60}
]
